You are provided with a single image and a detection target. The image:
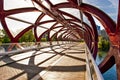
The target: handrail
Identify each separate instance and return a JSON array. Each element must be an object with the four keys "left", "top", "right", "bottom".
[
  {"left": 0, "top": 42, "right": 68, "bottom": 56},
  {"left": 85, "top": 45, "right": 104, "bottom": 80}
]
